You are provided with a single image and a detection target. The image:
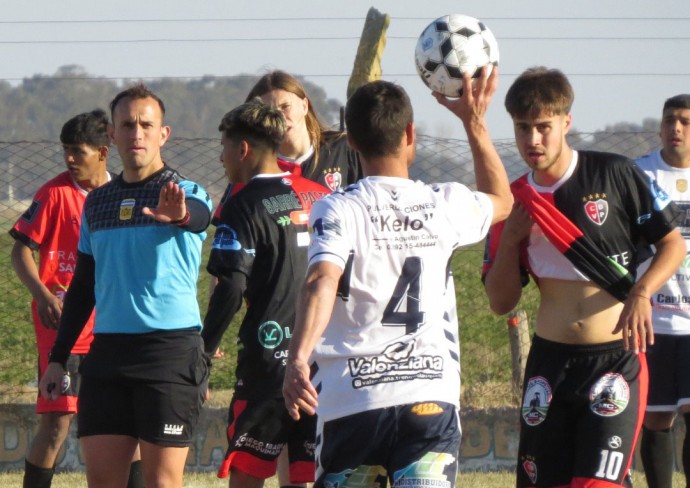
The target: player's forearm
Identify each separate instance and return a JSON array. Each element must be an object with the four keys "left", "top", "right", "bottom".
[
  {"left": 484, "top": 240, "right": 524, "bottom": 315},
  {"left": 50, "top": 252, "right": 96, "bottom": 365},
  {"left": 11, "top": 242, "right": 51, "bottom": 301},
  {"left": 201, "top": 273, "right": 245, "bottom": 355},
  {"left": 463, "top": 120, "right": 513, "bottom": 224}
]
